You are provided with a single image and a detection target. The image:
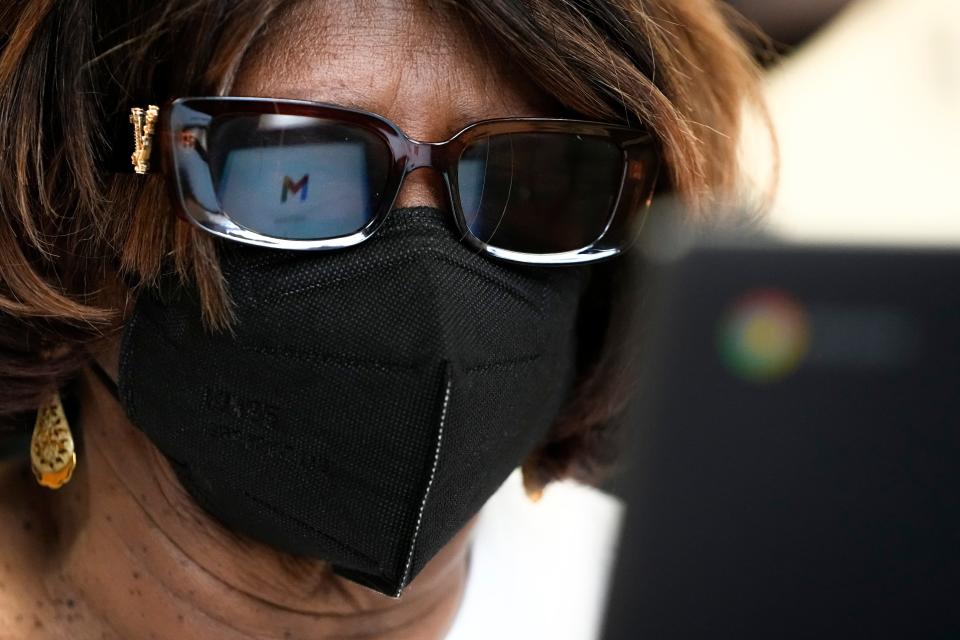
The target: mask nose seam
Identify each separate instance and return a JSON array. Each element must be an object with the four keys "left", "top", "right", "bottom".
[{"left": 394, "top": 364, "right": 453, "bottom": 598}]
